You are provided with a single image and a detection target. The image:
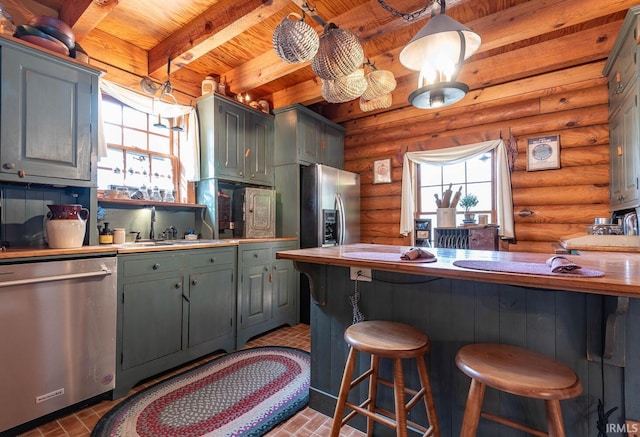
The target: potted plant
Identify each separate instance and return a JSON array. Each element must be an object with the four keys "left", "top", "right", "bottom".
[{"left": 459, "top": 193, "right": 479, "bottom": 223}]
